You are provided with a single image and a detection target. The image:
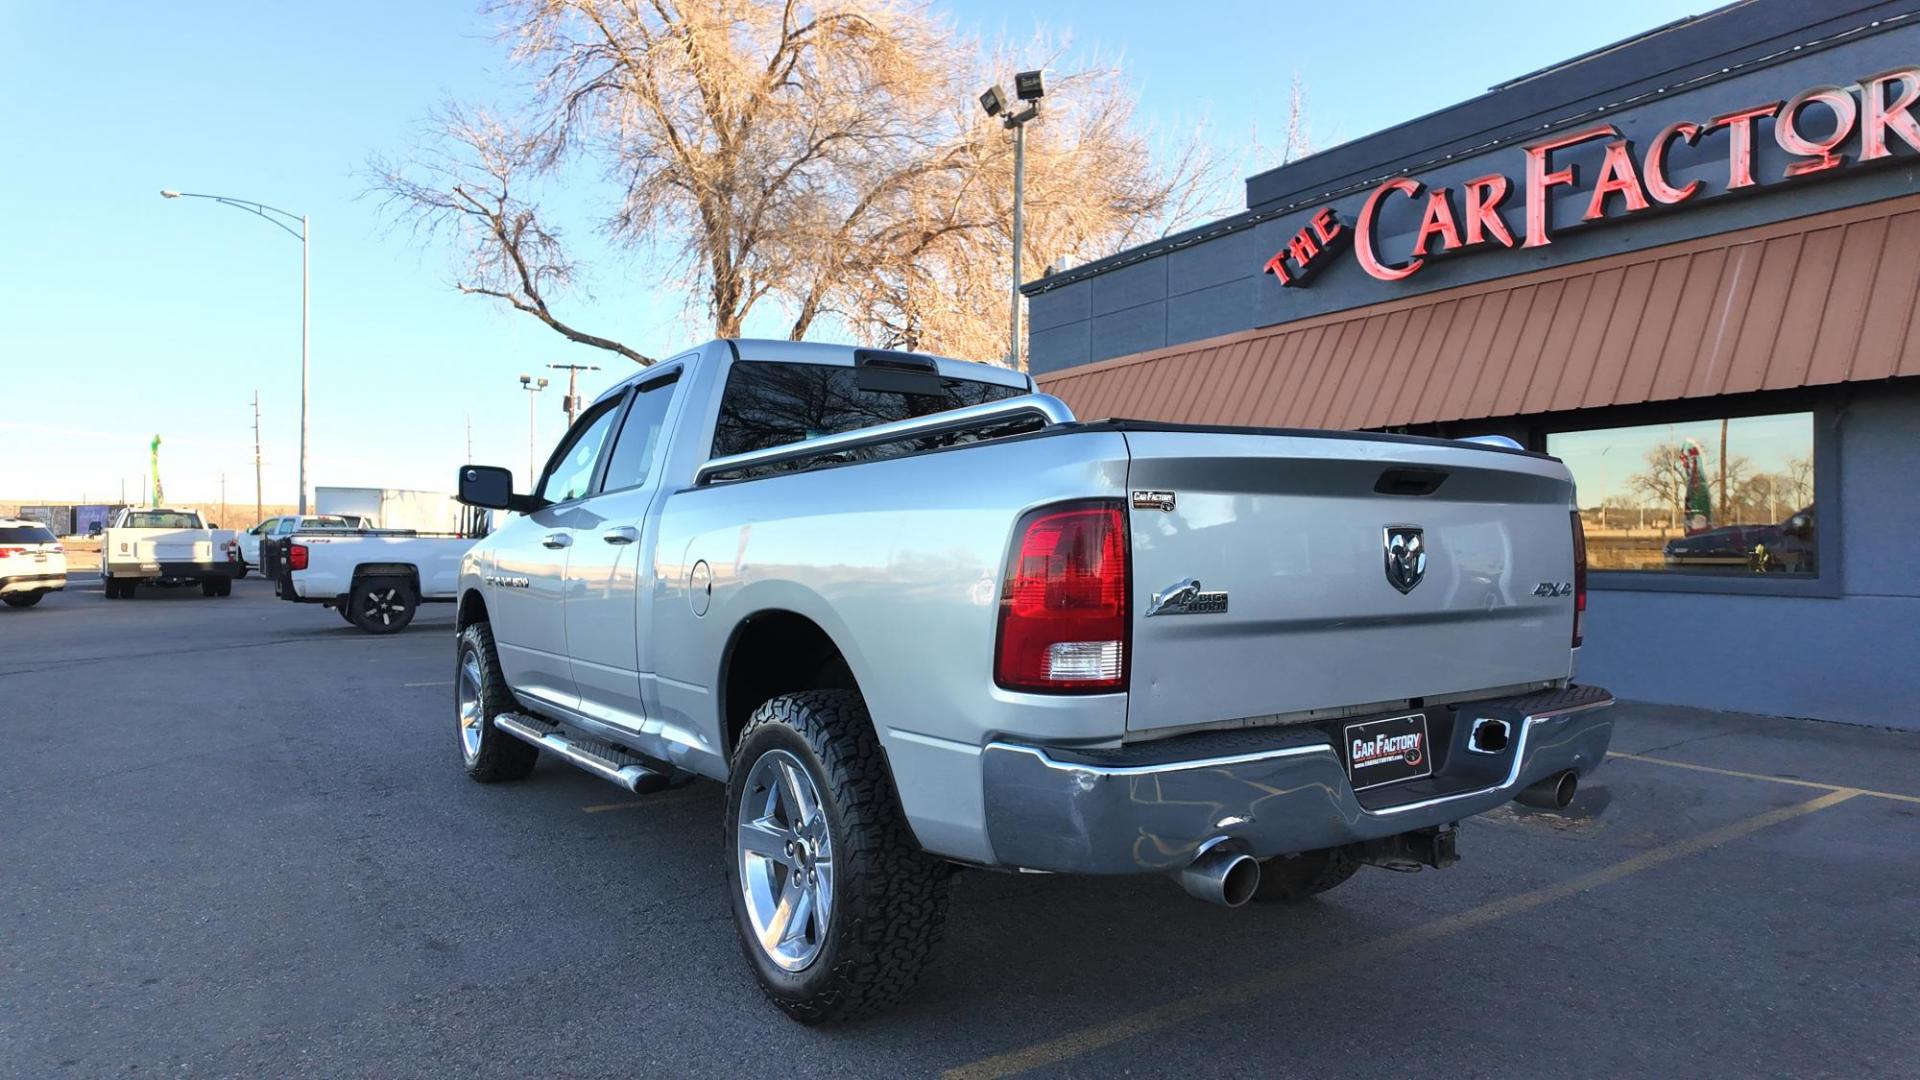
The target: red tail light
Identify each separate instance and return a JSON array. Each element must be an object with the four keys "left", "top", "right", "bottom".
[
  {"left": 289, "top": 543, "right": 309, "bottom": 571},
  {"left": 0, "top": 547, "right": 15, "bottom": 560},
  {"left": 994, "top": 501, "right": 1130, "bottom": 693},
  {"left": 1571, "top": 510, "right": 1588, "bottom": 648}
]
